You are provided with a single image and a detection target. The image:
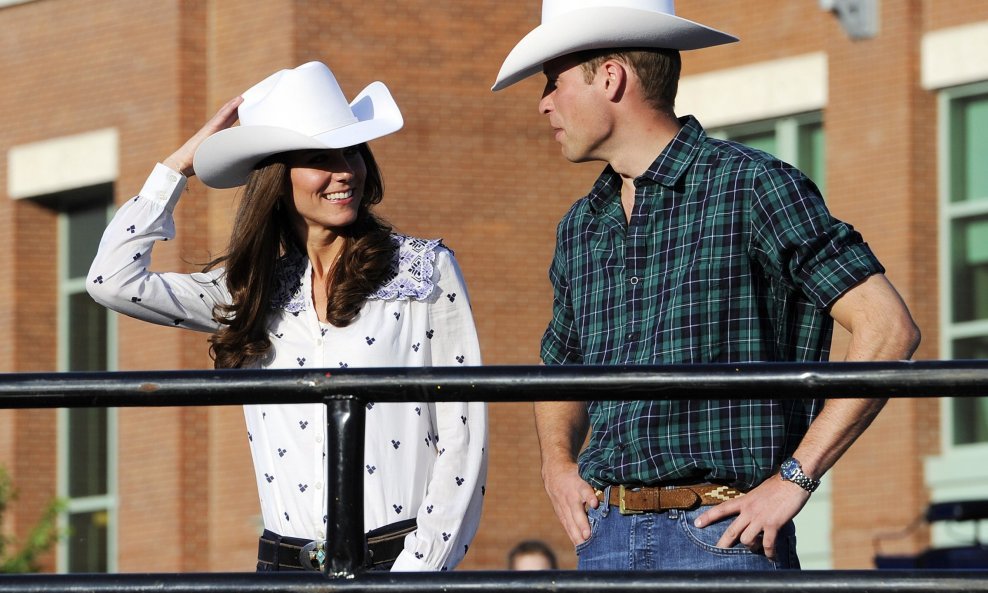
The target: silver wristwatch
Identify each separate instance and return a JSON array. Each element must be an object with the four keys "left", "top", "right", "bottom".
[{"left": 780, "top": 457, "right": 820, "bottom": 493}]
